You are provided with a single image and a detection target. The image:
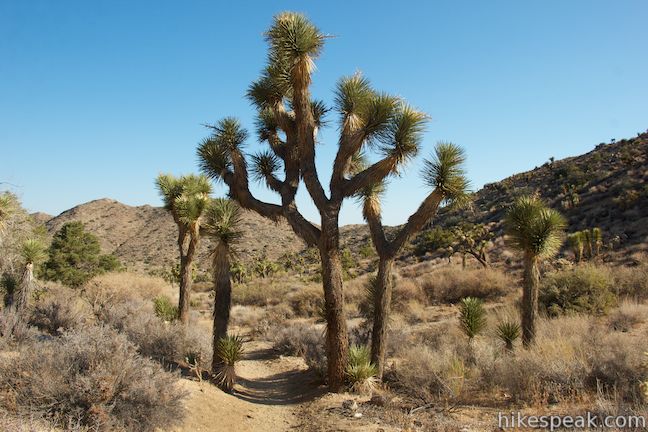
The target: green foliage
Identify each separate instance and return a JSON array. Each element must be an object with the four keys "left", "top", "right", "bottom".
[
  {"left": 341, "top": 247, "right": 357, "bottom": 278},
  {"left": 214, "top": 335, "right": 244, "bottom": 392},
  {"left": 203, "top": 198, "right": 243, "bottom": 246},
  {"left": 346, "top": 344, "right": 377, "bottom": 394},
  {"left": 458, "top": 297, "right": 487, "bottom": 340},
  {"left": 41, "top": 222, "right": 122, "bottom": 287},
  {"left": 253, "top": 255, "right": 280, "bottom": 278},
  {"left": 504, "top": 195, "right": 566, "bottom": 259},
  {"left": 567, "top": 227, "right": 603, "bottom": 261},
  {"left": 422, "top": 142, "right": 470, "bottom": 203},
  {"left": 540, "top": 265, "right": 617, "bottom": 316},
  {"left": 496, "top": 320, "right": 521, "bottom": 351},
  {"left": 414, "top": 227, "right": 455, "bottom": 257},
  {"left": 230, "top": 261, "right": 249, "bottom": 284},
  {"left": 153, "top": 295, "right": 178, "bottom": 322},
  {"left": 358, "top": 242, "right": 375, "bottom": 258}
]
